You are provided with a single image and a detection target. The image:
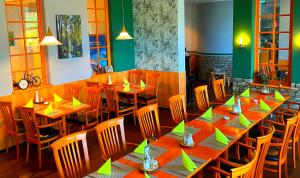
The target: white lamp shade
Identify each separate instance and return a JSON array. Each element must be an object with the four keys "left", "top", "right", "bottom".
[
  {"left": 40, "top": 27, "right": 62, "bottom": 46},
  {"left": 116, "top": 26, "right": 133, "bottom": 40}
]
